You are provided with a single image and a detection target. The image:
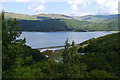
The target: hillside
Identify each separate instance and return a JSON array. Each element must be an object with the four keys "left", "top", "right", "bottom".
[
  {"left": 78, "top": 32, "right": 120, "bottom": 53},
  {"left": 4, "top": 12, "right": 119, "bottom": 21},
  {"left": 18, "top": 19, "right": 71, "bottom": 32},
  {"left": 33, "top": 14, "right": 72, "bottom": 19},
  {"left": 78, "top": 32, "right": 120, "bottom": 77},
  {"left": 3, "top": 12, "right": 120, "bottom": 32},
  {"left": 18, "top": 19, "right": 93, "bottom": 32},
  {"left": 18, "top": 17, "right": 119, "bottom": 32},
  {"left": 4, "top": 12, "right": 72, "bottom": 20},
  {"left": 75, "top": 14, "right": 119, "bottom": 22},
  {"left": 102, "top": 17, "right": 119, "bottom": 30},
  {"left": 82, "top": 17, "right": 120, "bottom": 31},
  {"left": 4, "top": 12, "right": 39, "bottom": 20}
]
